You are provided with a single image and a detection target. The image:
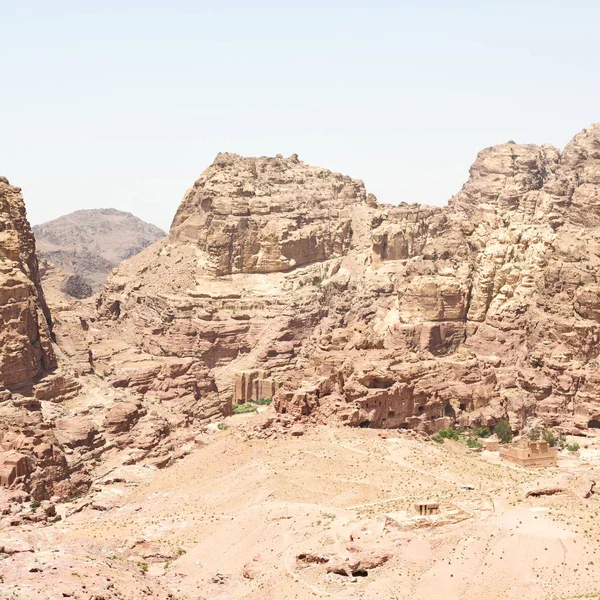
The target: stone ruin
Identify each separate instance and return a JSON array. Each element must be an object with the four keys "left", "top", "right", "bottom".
[
  {"left": 500, "top": 440, "right": 558, "bottom": 468},
  {"left": 414, "top": 500, "right": 440, "bottom": 516},
  {"left": 0, "top": 451, "right": 28, "bottom": 487},
  {"left": 234, "top": 370, "right": 277, "bottom": 405},
  {"left": 0, "top": 431, "right": 41, "bottom": 488},
  {"left": 479, "top": 437, "right": 500, "bottom": 451}
]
